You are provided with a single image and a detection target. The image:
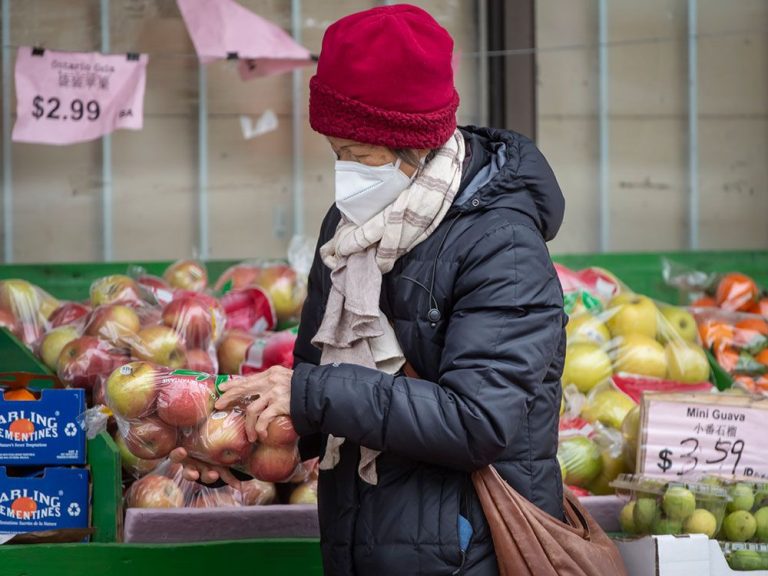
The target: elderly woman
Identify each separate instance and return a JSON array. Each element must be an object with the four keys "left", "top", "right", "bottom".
[{"left": 174, "top": 4, "right": 566, "bottom": 574}]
